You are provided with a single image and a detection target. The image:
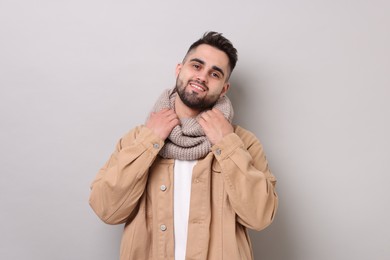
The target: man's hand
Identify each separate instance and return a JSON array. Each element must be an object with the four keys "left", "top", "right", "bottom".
[
  {"left": 146, "top": 109, "right": 180, "bottom": 140},
  {"left": 198, "top": 108, "right": 234, "bottom": 145}
]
